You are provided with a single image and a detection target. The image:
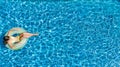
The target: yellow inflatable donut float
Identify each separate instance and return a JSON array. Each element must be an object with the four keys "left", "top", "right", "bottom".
[{"left": 5, "top": 28, "right": 28, "bottom": 50}]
